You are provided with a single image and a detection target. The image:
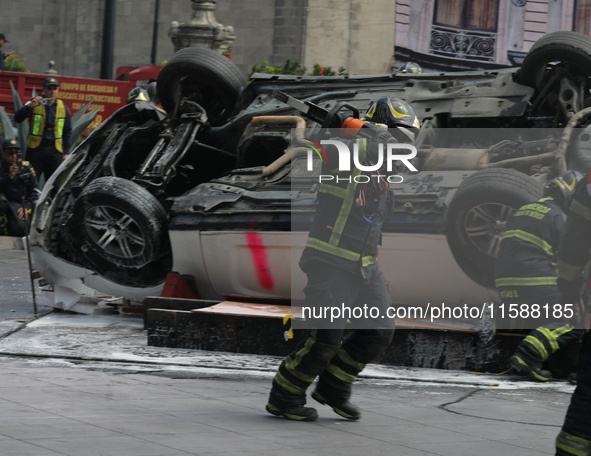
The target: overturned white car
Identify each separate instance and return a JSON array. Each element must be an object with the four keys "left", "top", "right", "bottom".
[{"left": 29, "top": 31, "right": 591, "bottom": 309}]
